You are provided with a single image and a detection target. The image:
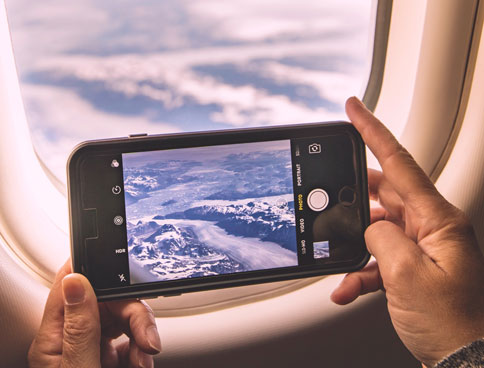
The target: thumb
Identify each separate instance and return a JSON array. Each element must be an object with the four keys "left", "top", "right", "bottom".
[
  {"left": 365, "top": 221, "right": 426, "bottom": 283},
  {"left": 61, "top": 273, "right": 101, "bottom": 368}
]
